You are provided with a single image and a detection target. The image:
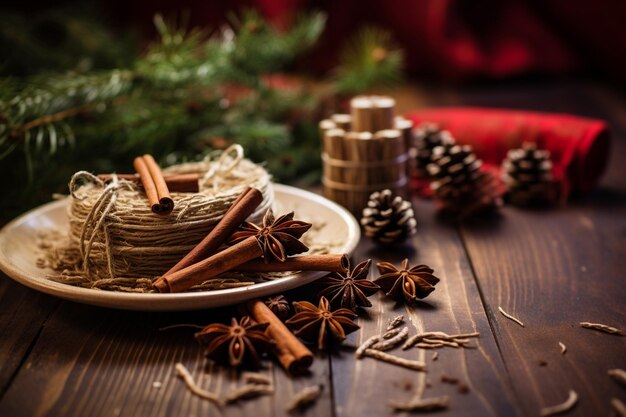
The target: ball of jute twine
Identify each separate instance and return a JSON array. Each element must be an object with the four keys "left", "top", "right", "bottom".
[{"left": 40, "top": 145, "right": 276, "bottom": 292}]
